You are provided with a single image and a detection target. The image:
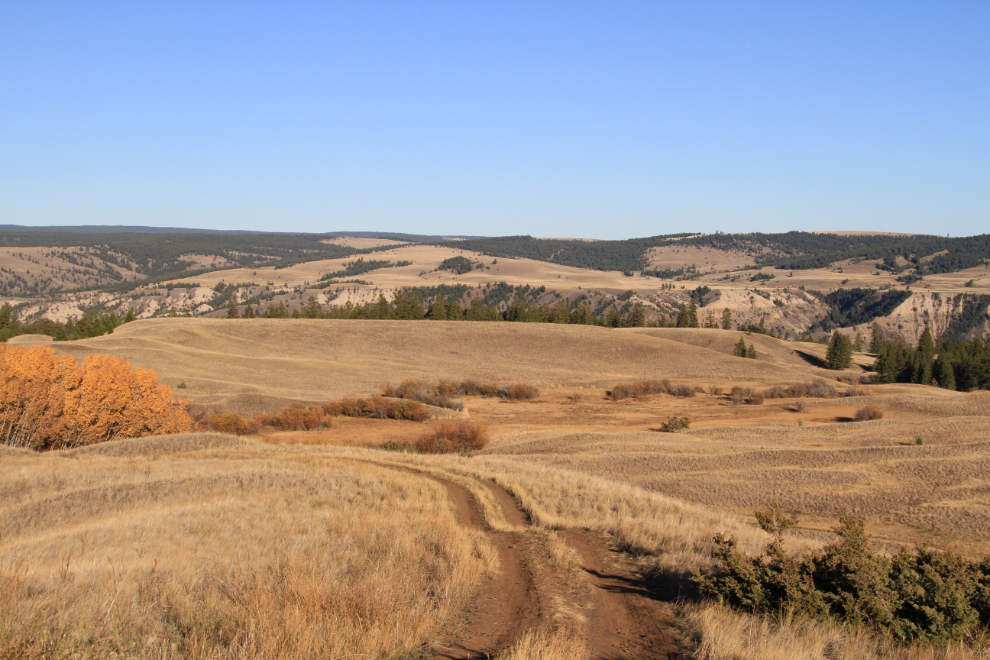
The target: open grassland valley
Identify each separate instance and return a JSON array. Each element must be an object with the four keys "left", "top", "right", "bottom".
[{"left": 2, "top": 230, "right": 990, "bottom": 659}]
